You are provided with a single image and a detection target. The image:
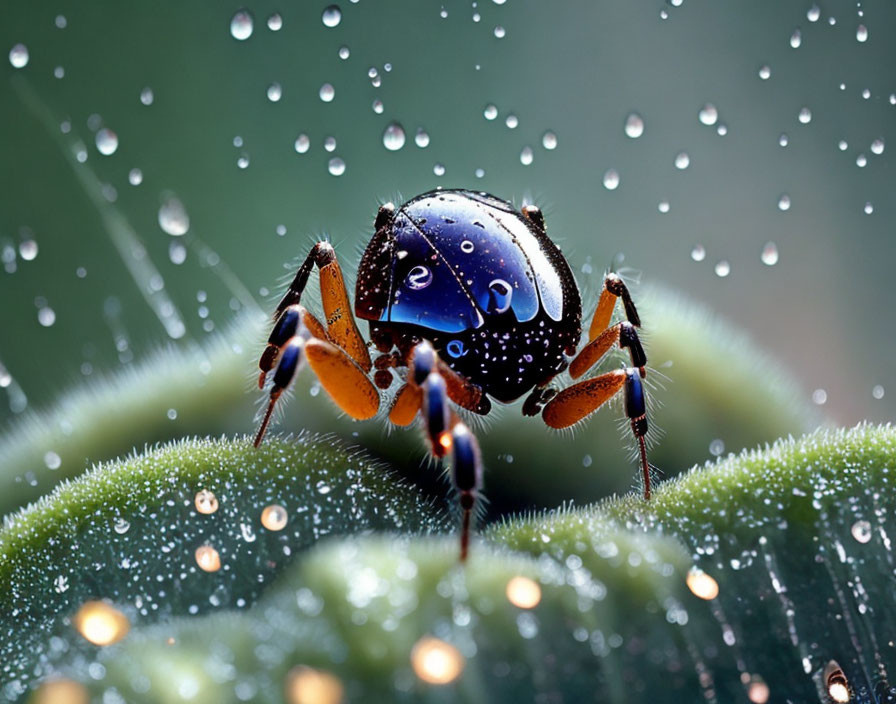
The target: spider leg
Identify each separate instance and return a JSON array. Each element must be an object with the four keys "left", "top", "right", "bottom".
[{"left": 569, "top": 320, "right": 646, "bottom": 379}]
